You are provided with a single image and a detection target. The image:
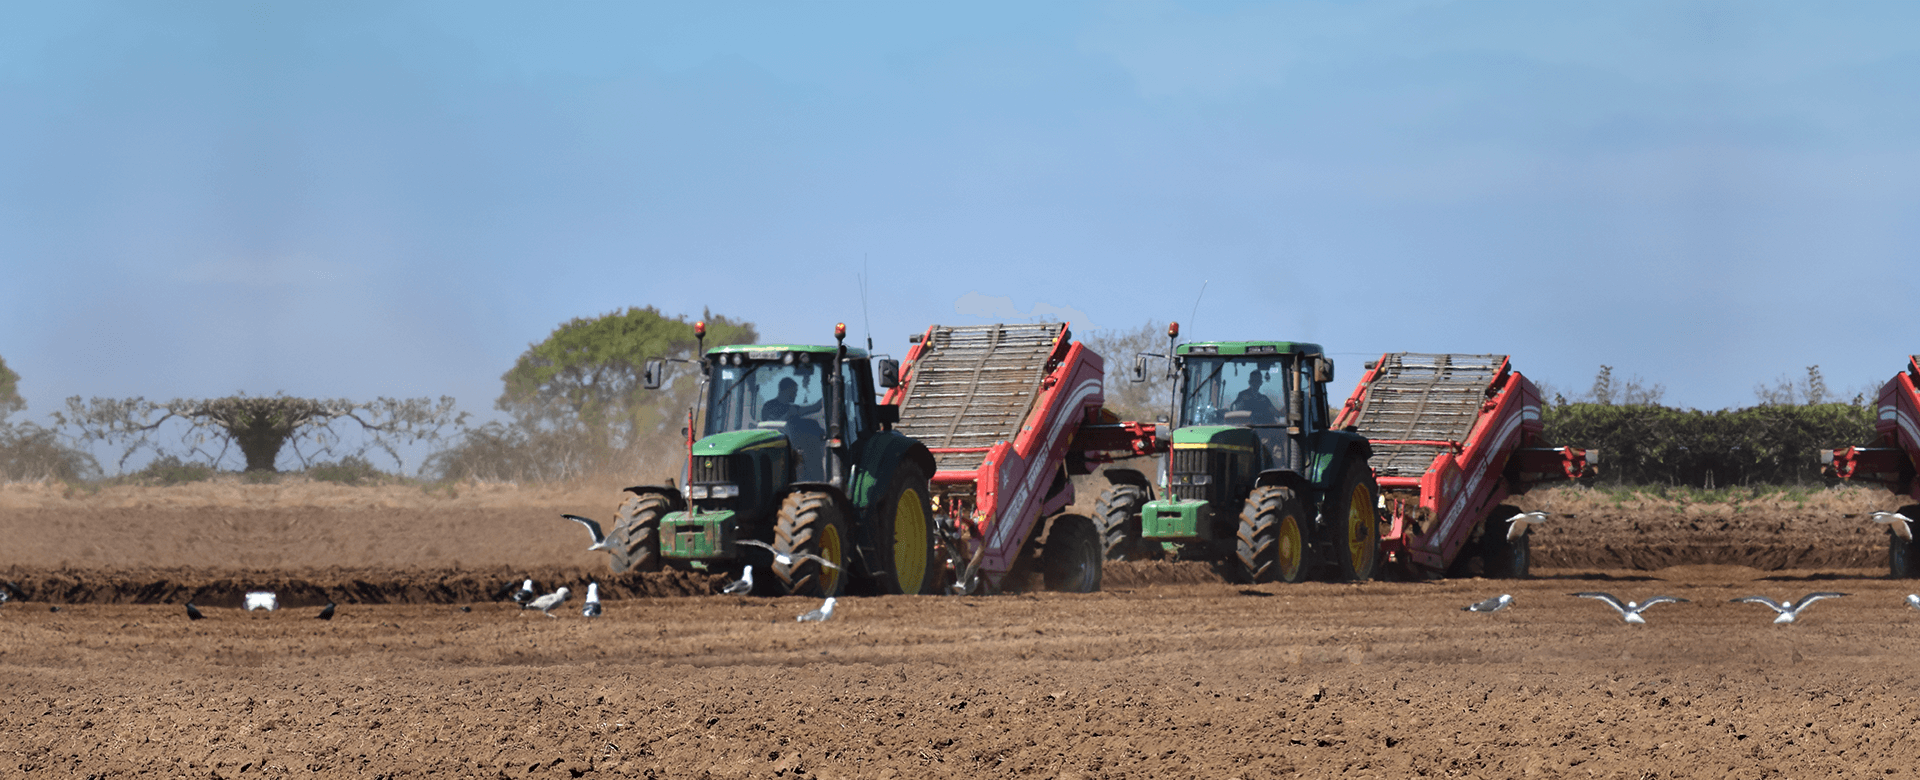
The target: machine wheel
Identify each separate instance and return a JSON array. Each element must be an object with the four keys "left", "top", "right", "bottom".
[
  {"left": 772, "top": 491, "right": 849, "bottom": 597},
  {"left": 607, "top": 492, "right": 667, "bottom": 573},
  {"left": 1324, "top": 462, "right": 1381, "bottom": 582},
  {"left": 1234, "top": 486, "right": 1310, "bottom": 584},
  {"left": 1480, "top": 505, "right": 1532, "bottom": 579},
  {"left": 1891, "top": 504, "right": 1920, "bottom": 578},
  {"left": 876, "top": 463, "right": 938, "bottom": 595},
  {"left": 1041, "top": 514, "right": 1102, "bottom": 593},
  {"left": 1094, "top": 484, "right": 1155, "bottom": 561}
]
